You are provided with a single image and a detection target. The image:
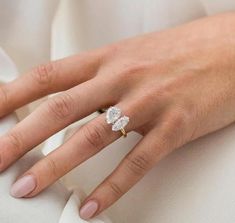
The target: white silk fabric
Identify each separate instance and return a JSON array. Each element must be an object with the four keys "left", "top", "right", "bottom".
[{"left": 0, "top": 1, "right": 235, "bottom": 223}]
